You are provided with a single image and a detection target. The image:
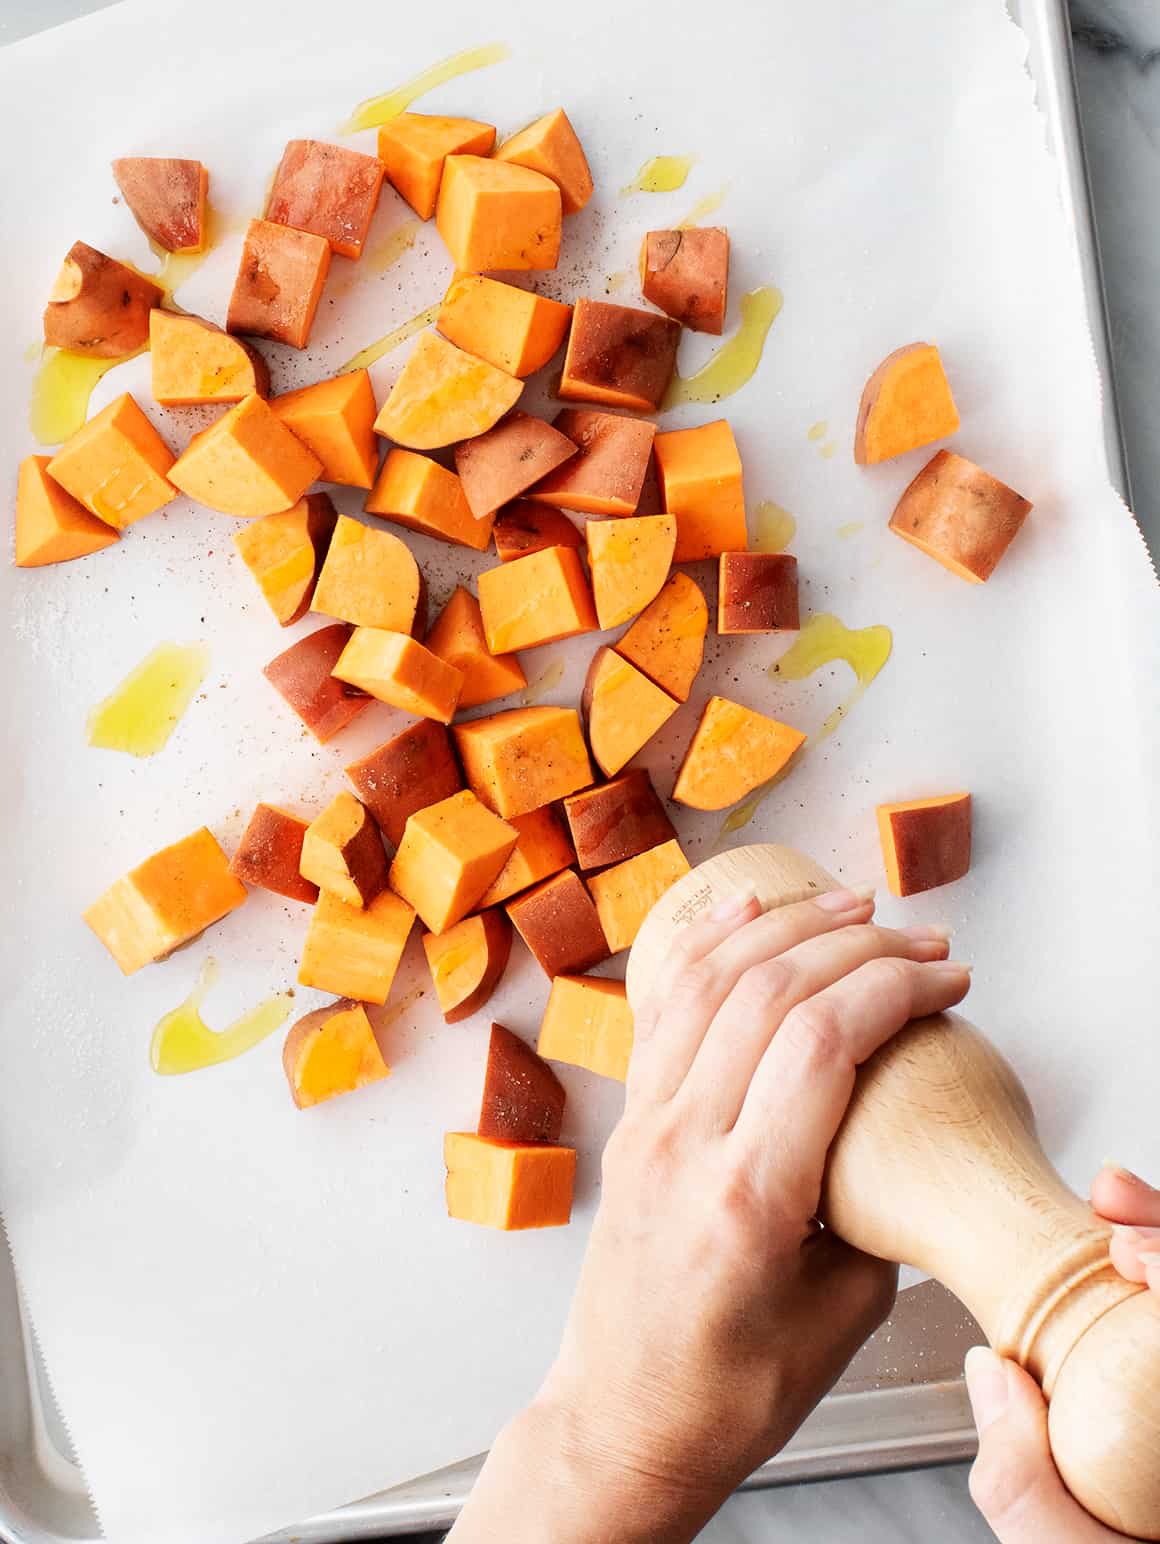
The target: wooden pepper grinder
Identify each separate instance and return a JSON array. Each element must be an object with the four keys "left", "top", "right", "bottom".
[{"left": 626, "top": 843, "right": 1160, "bottom": 1541}]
